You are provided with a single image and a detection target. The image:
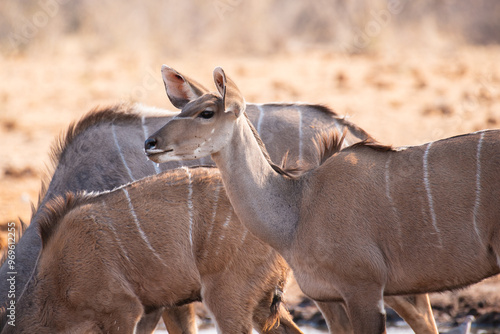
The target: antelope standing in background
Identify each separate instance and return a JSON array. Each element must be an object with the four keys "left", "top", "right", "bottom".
[
  {"left": 145, "top": 66, "right": 500, "bottom": 334},
  {"left": 5, "top": 167, "right": 302, "bottom": 334},
  {"left": 0, "top": 87, "right": 376, "bottom": 333}
]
